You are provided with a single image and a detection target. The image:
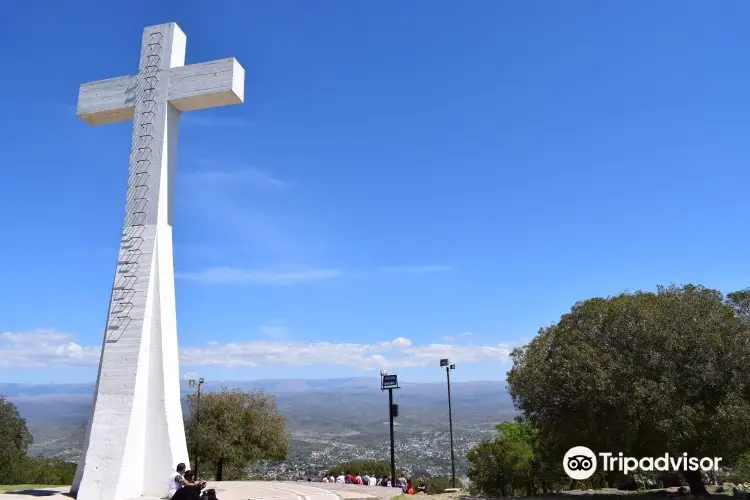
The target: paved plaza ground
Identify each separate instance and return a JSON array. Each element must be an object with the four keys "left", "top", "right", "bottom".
[{"left": 0, "top": 481, "right": 404, "bottom": 500}]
